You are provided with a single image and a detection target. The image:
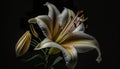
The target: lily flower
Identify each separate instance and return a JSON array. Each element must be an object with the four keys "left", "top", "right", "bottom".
[
  {"left": 28, "top": 2, "right": 102, "bottom": 69},
  {"left": 15, "top": 31, "right": 31, "bottom": 56}
]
